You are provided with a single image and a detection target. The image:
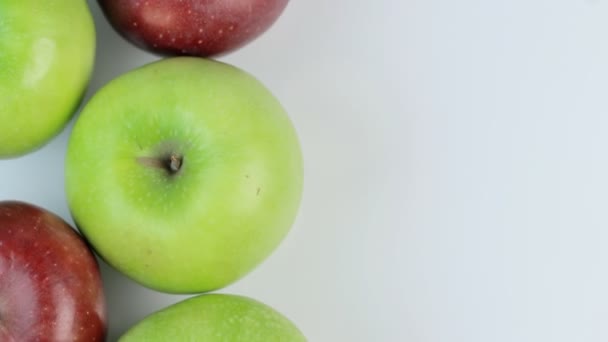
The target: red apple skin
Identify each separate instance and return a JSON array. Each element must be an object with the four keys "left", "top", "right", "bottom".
[
  {"left": 0, "top": 201, "right": 106, "bottom": 342},
  {"left": 98, "top": 0, "right": 289, "bottom": 57}
]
